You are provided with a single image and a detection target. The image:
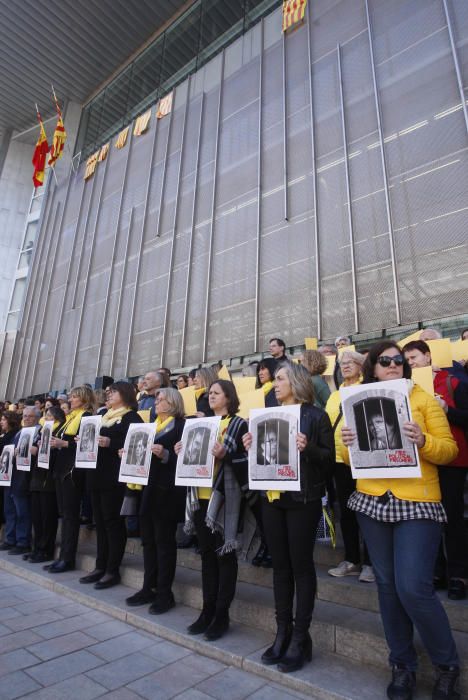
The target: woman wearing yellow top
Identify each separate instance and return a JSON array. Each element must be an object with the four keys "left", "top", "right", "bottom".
[
  {"left": 46, "top": 386, "right": 95, "bottom": 573},
  {"left": 177, "top": 379, "right": 248, "bottom": 641},
  {"left": 126, "top": 388, "right": 185, "bottom": 613},
  {"left": 325, "top": 350, "right": 373, "bottom": 582},
  {"left": 342, "top": 341, "right": 460, "bottom": 700}
]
